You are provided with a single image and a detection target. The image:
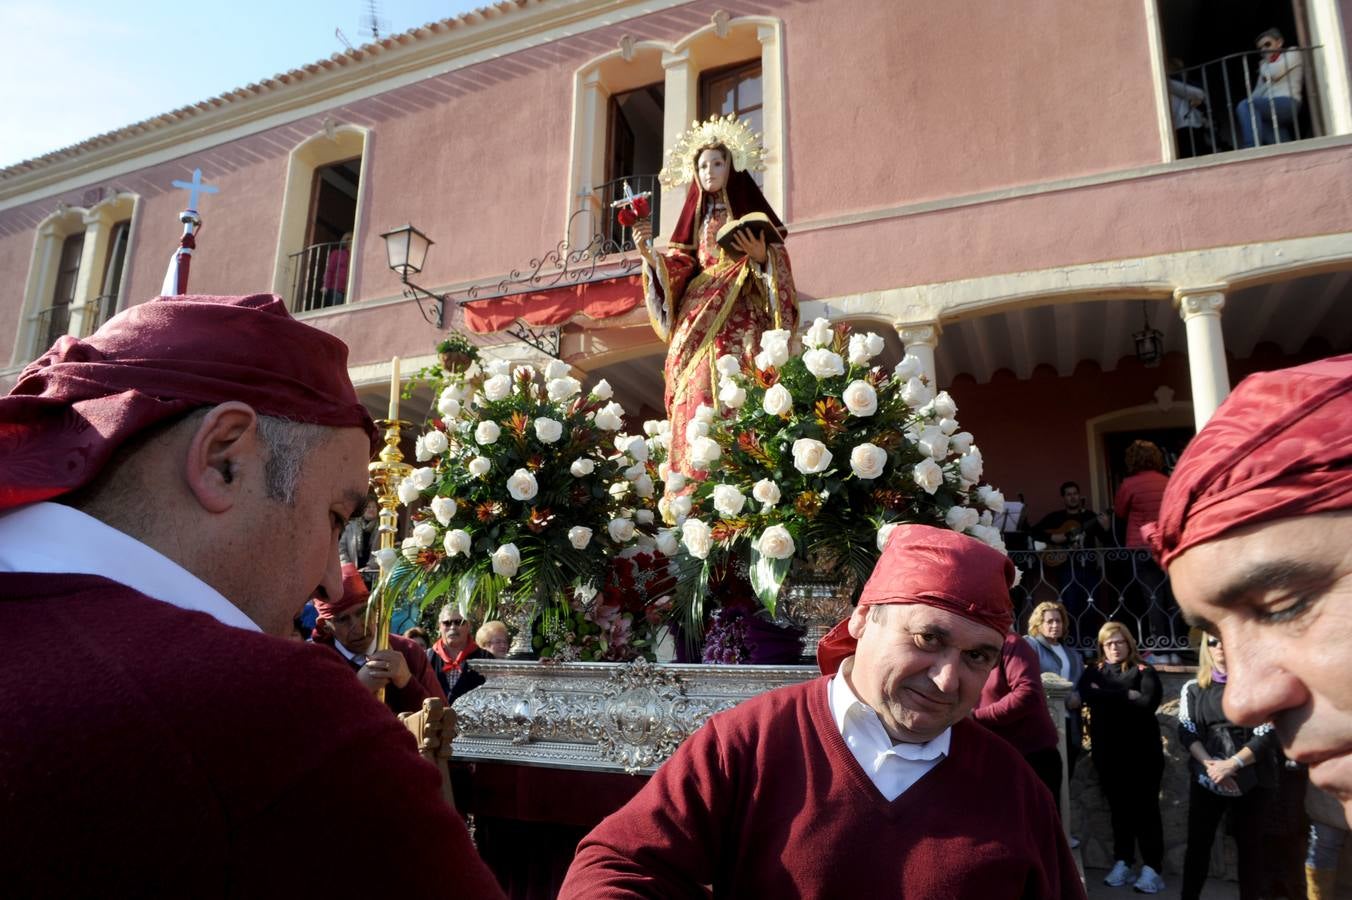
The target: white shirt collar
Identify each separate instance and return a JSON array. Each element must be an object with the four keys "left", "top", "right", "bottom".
[
  {"left": 0, "top": 501, "right": 260, "bottom": 632},
  {"left": 331, "top": 635, "right": 374, "bottom": 661}
]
